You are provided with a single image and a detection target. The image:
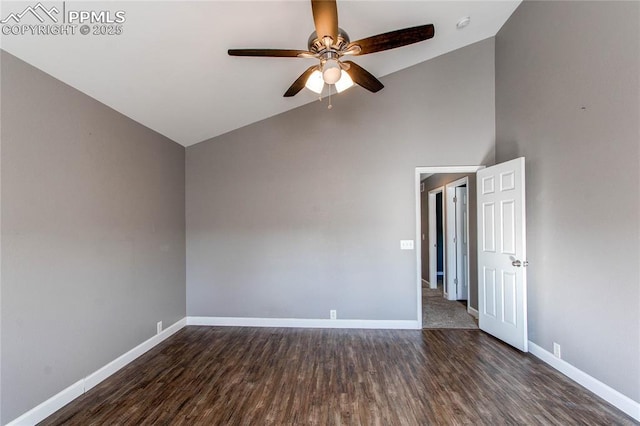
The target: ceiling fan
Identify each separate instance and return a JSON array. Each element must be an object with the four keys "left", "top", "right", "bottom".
[{"left": 228, "top": 0, "right": 435, "bottom": 97}]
